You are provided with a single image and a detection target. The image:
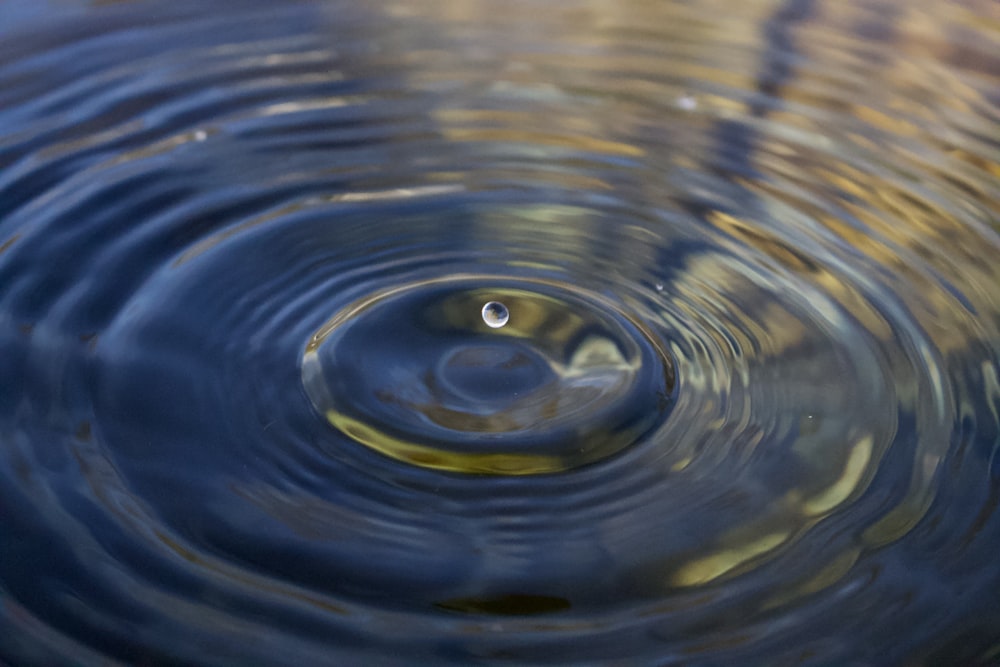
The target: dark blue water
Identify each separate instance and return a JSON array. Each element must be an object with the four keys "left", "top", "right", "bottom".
[{"left": 1, "top": 0, "right": 999, "bottom": 665}]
